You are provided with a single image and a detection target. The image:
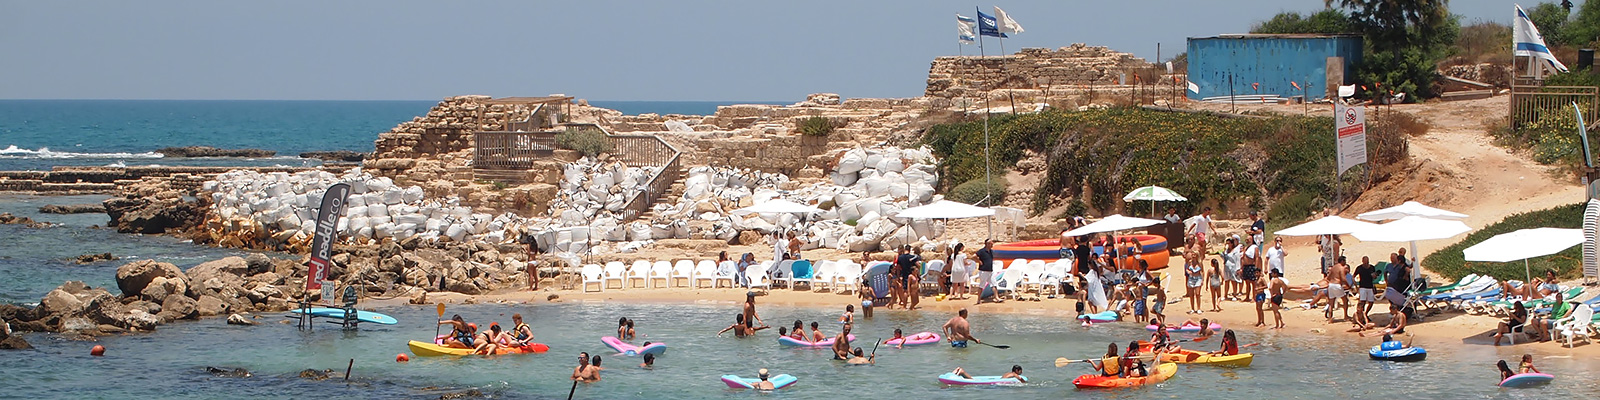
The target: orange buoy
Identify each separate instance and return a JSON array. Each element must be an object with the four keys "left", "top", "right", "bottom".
[
  {"left": 90, "top": 345, "right": 105, "bottom": 356},
  {"left": 396, "top": 353, "right": 410, "bottom": 363}
]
